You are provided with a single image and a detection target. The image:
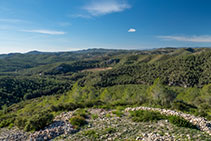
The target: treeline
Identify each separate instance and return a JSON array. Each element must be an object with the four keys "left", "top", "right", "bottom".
[
  {"left": 68, "top": 80, "right": 211, "bottom": 116},
  {"left": 1, "top": 48, "right": 211, "bottom": 108},
  {"left": 82, "top": 51, "right": 211, "bottom": 88},
  {"left": 0, "top": 76, "right": 72, "bottom": 107},
  {"left": 0, "top": 79, "right": 210, "bottom": 132}
]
